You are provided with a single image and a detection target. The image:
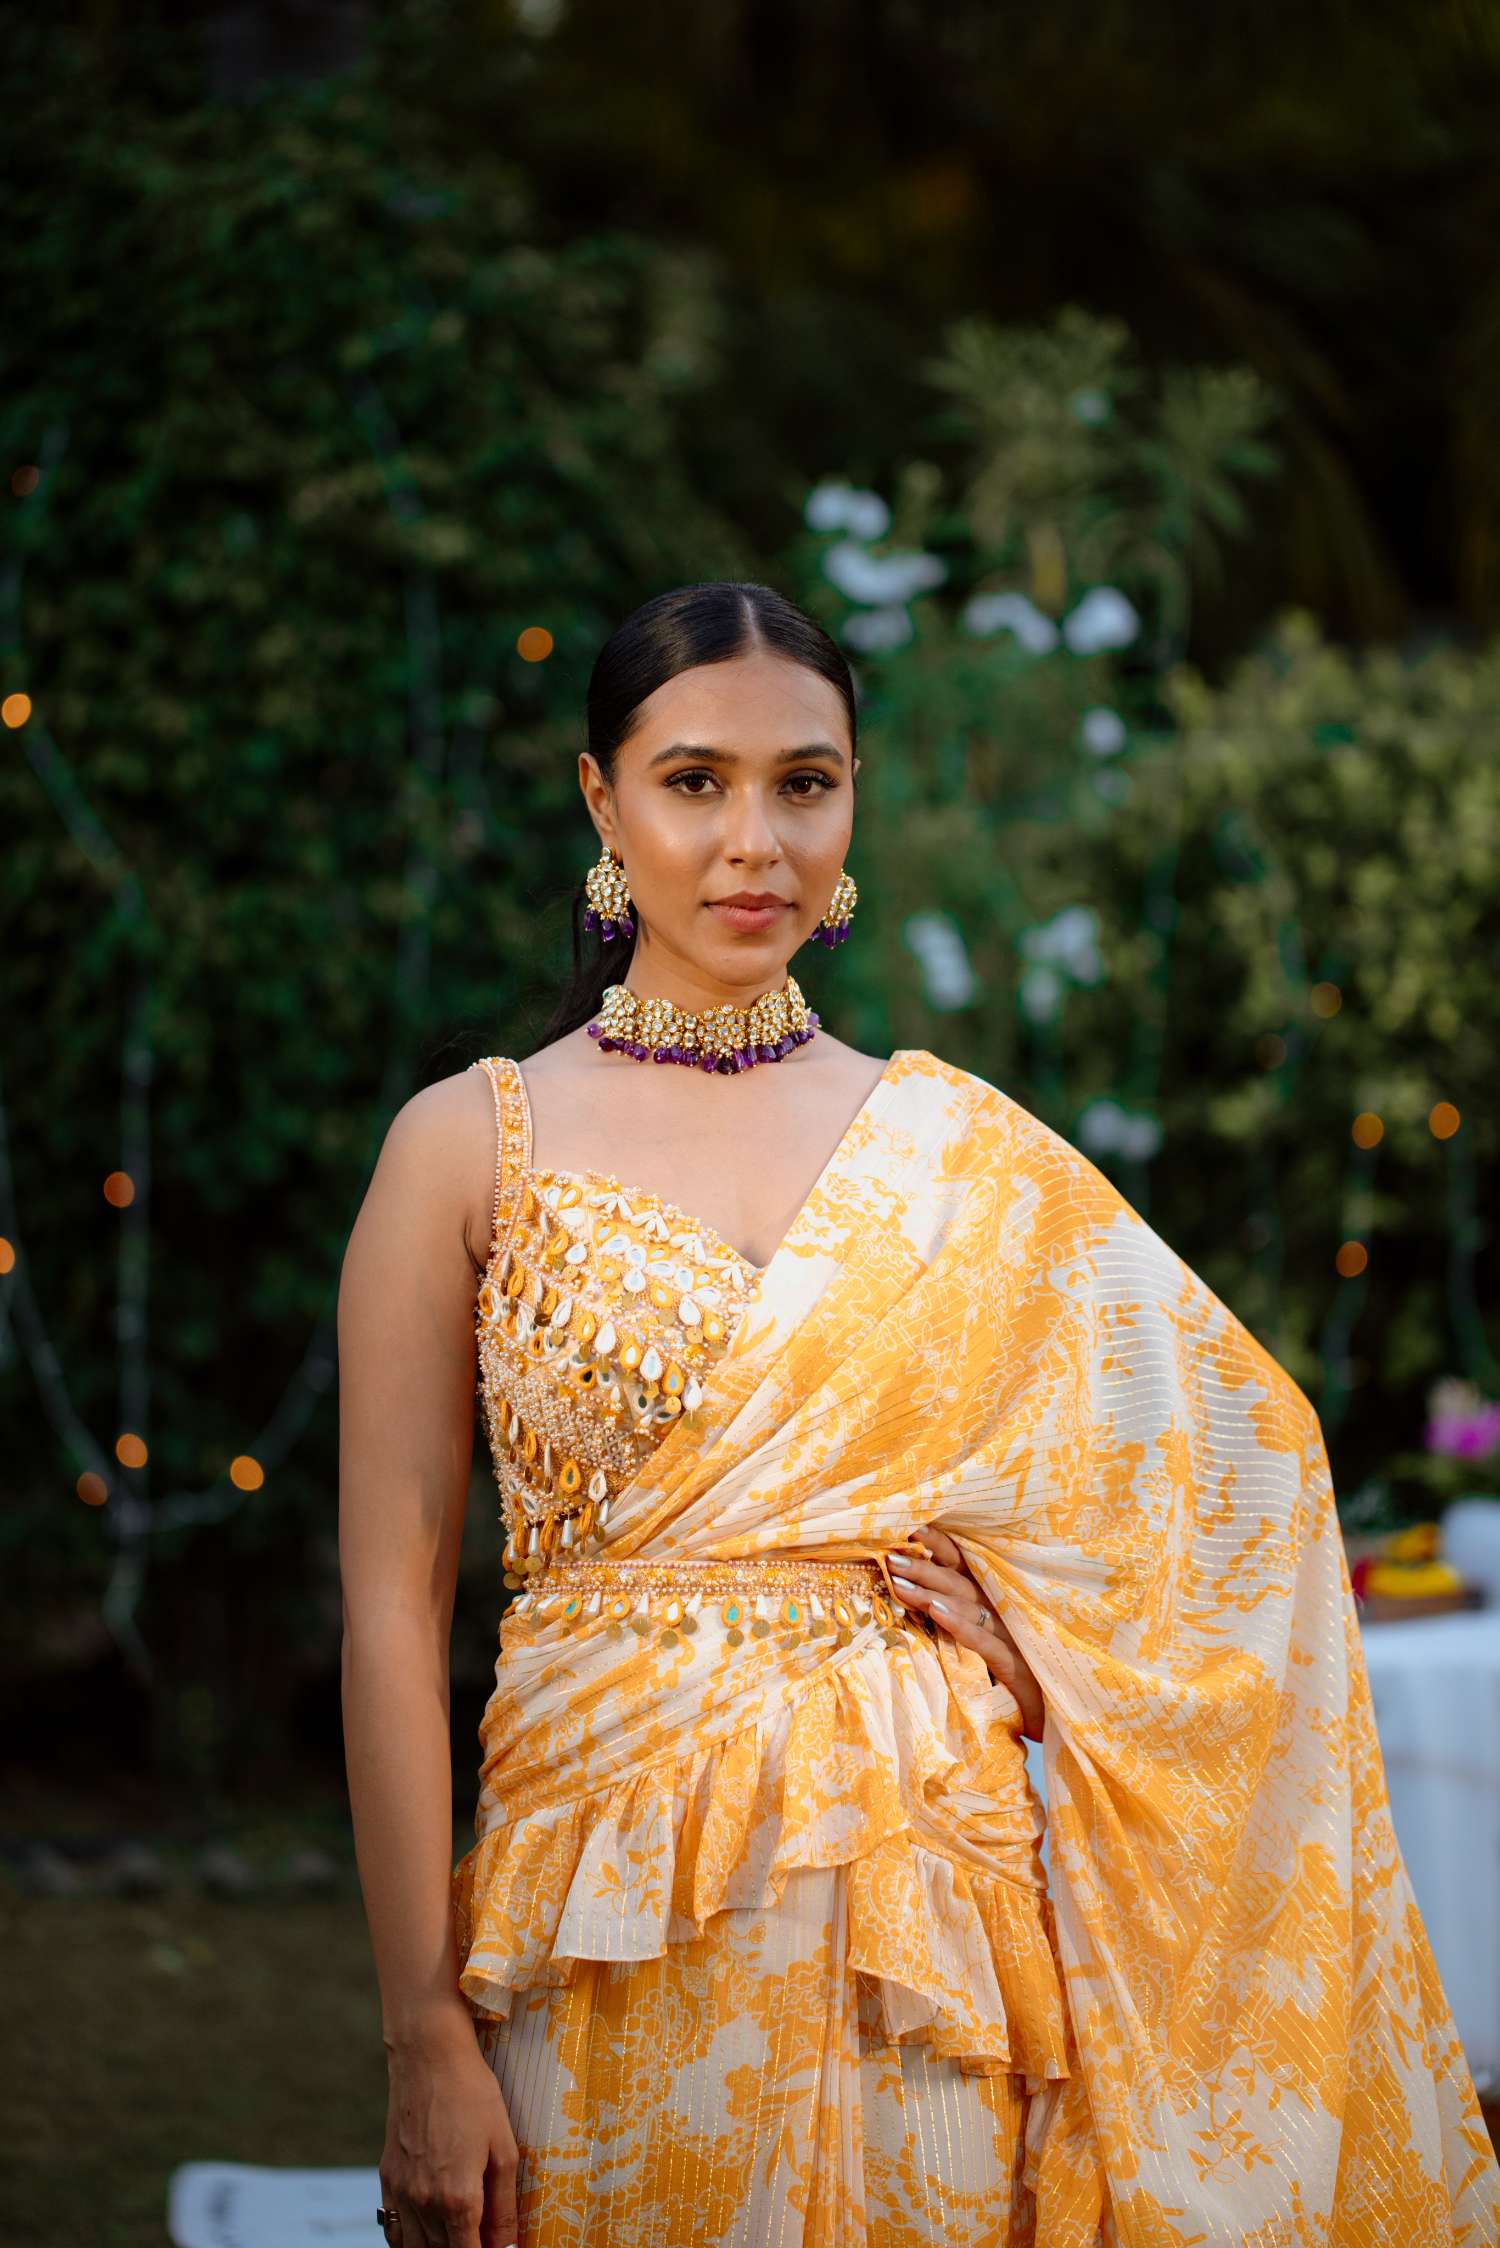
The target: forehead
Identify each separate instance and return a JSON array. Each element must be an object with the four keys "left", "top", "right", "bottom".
[{"left": 624, "top": 651, "right": 850, "bottom": 753}]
